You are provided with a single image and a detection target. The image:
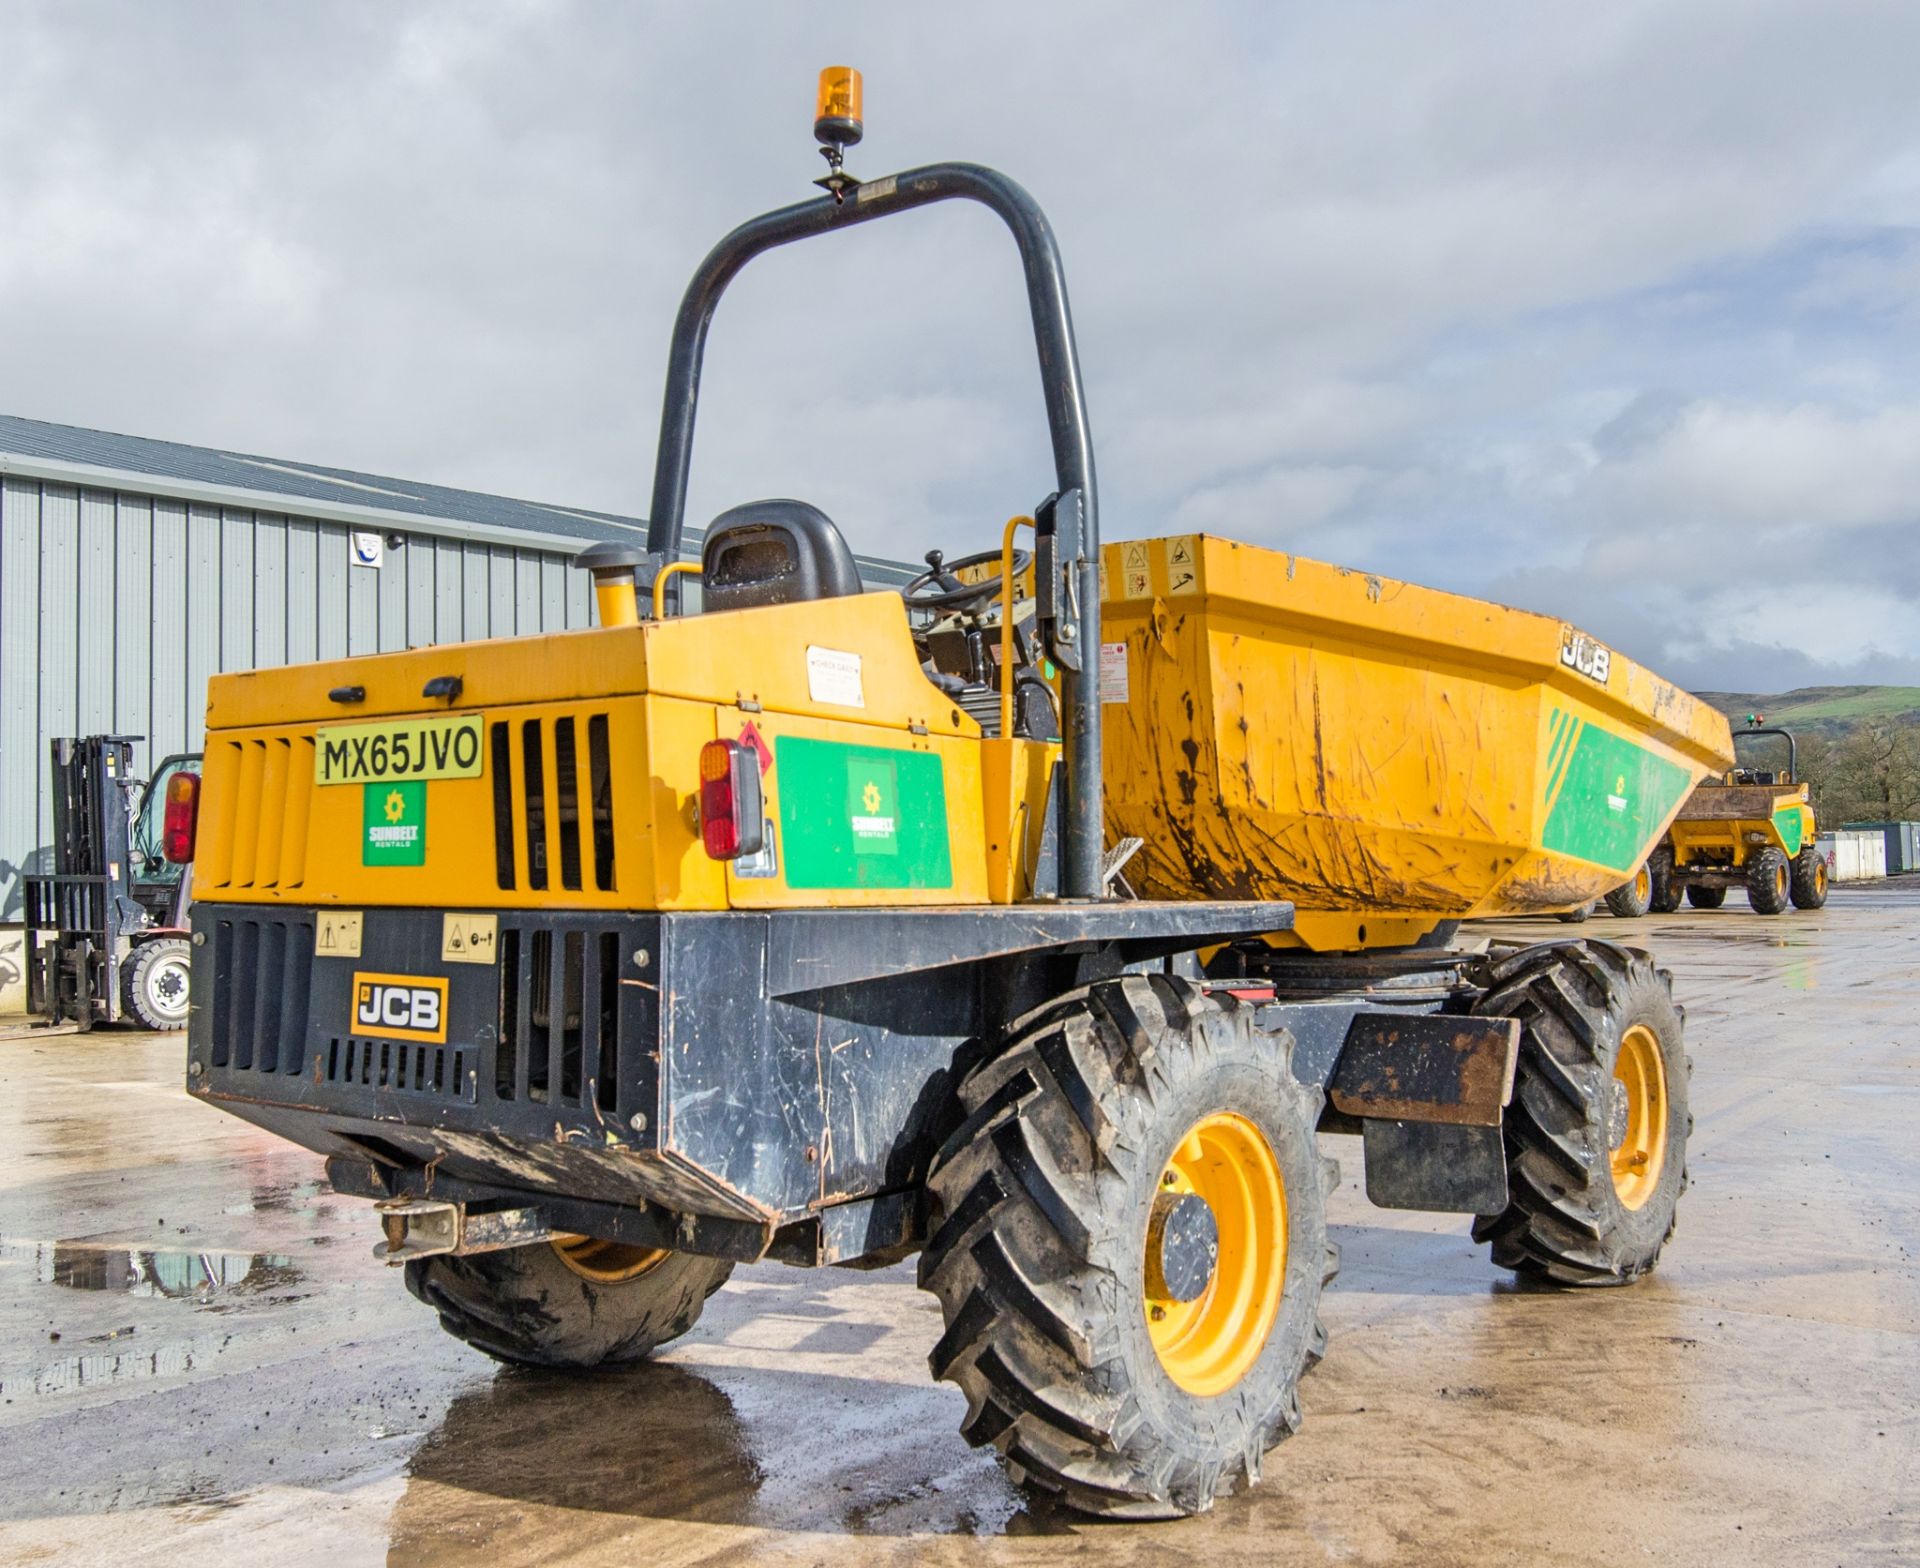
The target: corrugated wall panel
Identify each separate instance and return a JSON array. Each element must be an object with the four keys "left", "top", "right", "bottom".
[
  {"left": 490, "top": 546, "right": 516, "bottom": 636},
  {"left": 77, "top": 489, "right": 116, "bottom": 732},
  {"left": 462, "top": 543, "right": 489, "bottom": 640},
  {"left": 114, "top": 495, "right": 154, "bottom": 757},
  {"left": 316, "top": 524, "right": 348, "bottom": 662},
  {"left": 37, "top": 486, "right": 79, "bottom": 850},
  {"left": 220, "top": 508, "right": 255, "bottom": 669},
  {"left": 541, "top": 555, "right": 564, "bottom": 630},
  {"left": 346, "top": 539, "right": 378, "bottom": 656},
  {"left": 406, "top": 538, "right": 435, "bottom": 648},
  {"left": 378, "top": 541, "right": 407, "bottom": 652},
  {"left": 286, "top": 518, "right": 318, "bottom": 666},
  {"left": 1, "top": 481, "right": 43, "bottom": 912},
  {"left": 435, "top": 539, "right": 463, "bottom": 644},
  {"left": 254, "top": 513, "right": 287, "bottom": 669},
  {"left": 149, "top": 500, "right": 188, "bottom": 767},
  {"left": 514, "top": 553, "right": 541, "bottom": 634},
  {"left": 185, "top": 504, "right": 223, "bottom": 755},
  {"left": 566, "top": 561, "right": 590, "bottom": 628}
]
